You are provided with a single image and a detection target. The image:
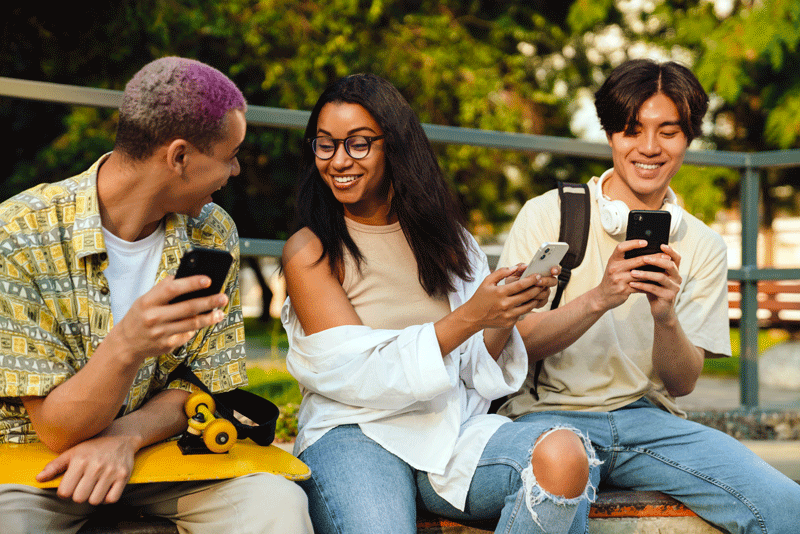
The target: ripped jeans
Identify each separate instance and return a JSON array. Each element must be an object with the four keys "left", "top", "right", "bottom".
[
  {"left": 297, "top": 423, "right": 598, "bottom": 534},
  {"left": 517, "top": 397, "right": 800, "bottom": 534}
]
